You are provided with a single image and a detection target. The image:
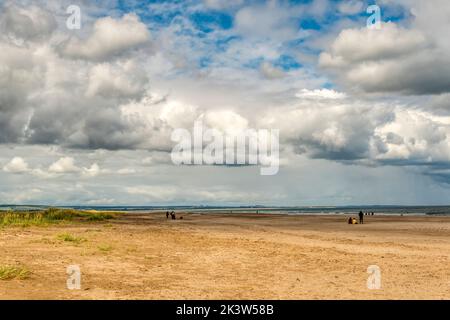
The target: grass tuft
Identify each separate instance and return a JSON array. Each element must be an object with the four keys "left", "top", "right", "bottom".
[
  {"left": 56, "top": 233, "right": 86, "bottom": 244},
  {"left": 0, "top": 265, "right": 30, "bottom": 280},
  {"left": 98, "top": 244, "right": 113, "bottom": 252}
]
